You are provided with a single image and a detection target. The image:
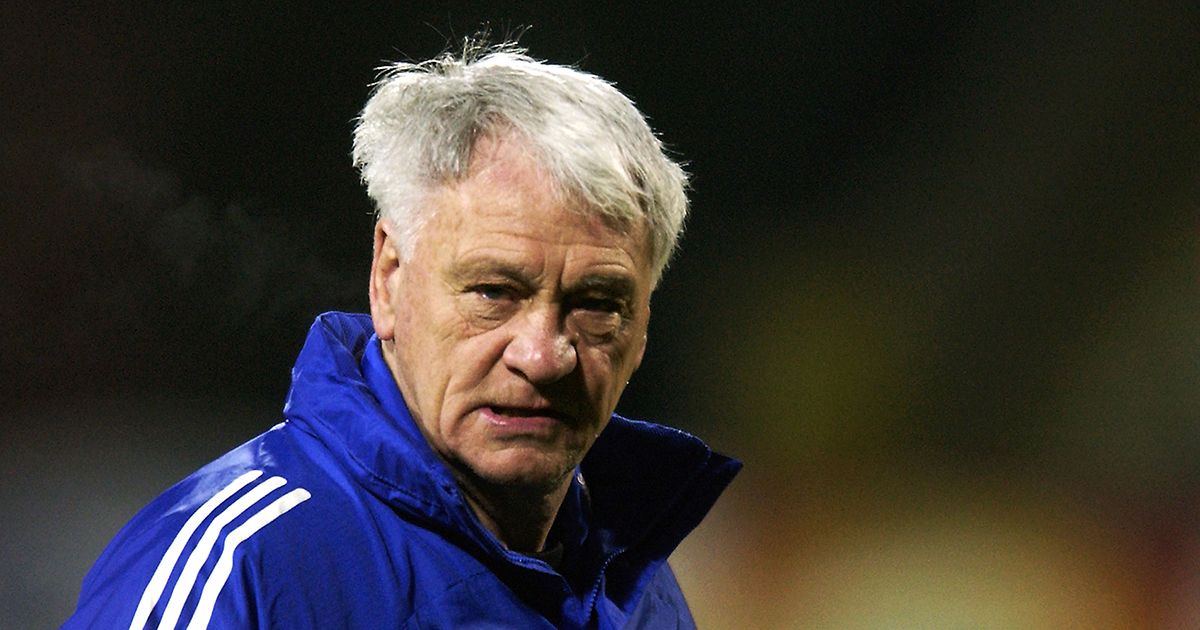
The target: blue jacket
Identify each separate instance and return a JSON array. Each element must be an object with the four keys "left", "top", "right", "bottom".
[{"left": 64, "top": 312, "right": 741, "bottom": 629}]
